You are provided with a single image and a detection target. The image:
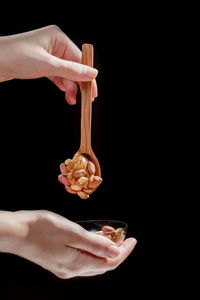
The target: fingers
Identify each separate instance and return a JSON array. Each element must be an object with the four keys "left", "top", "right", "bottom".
[
  {"left": 47, "top": 53, "right": 98, "bottom": 82},
  {"left": 92, "top": 79, "right": 98, "bottom": 98},
  {"left": 106, "top": 238, "right": 137, "bottom": 270},
  {"left": 48, "top": 76, "right": 97, "bottom": 105},
  {"left": 71, "top": 238, "right": 137, "bottom": 278},
  {"left": 48, "top": 76, "right": 65, "bottom": 91},
  {"left": 45, "top": 28, "right": 98, "bottom": 102},
  {"left": 75, "top": 250, "right": 107, "bottom": 274},
  {"left": 65, "top": 228, "right": 120, "bottom": 259},
  {"left": 59, "top": 78, "right": 97, "bottom": 105},
  {"left": 80, "top": 238, "right": 137, "bottom": 277},
  {"left": 63, "top": 78, "right": 97, "bottom": 104},
  {"left": 51, "top": 239, "right": 137, "bottom": 280},
  {"left": 62, "top": 78, "right": 78, "bottom": 105},
  {"left": 50, "top": 238, "right": 137, "bottom": 279}
]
